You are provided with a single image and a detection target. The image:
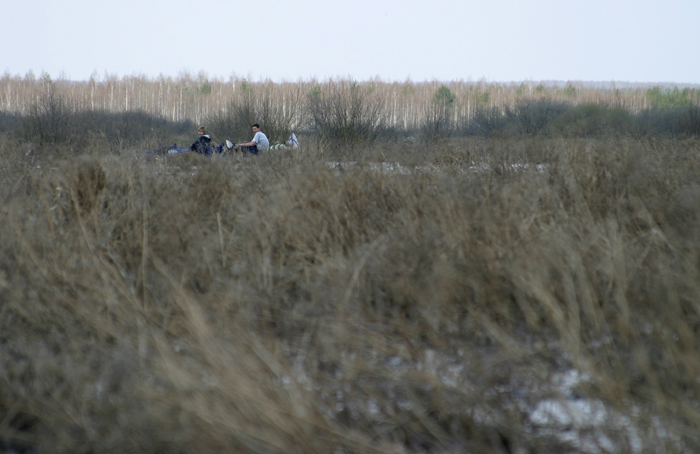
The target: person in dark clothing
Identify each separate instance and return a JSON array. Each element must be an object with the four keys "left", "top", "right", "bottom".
[{"left": 190, "top": 126, "right": 215, "bottom": 154}]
